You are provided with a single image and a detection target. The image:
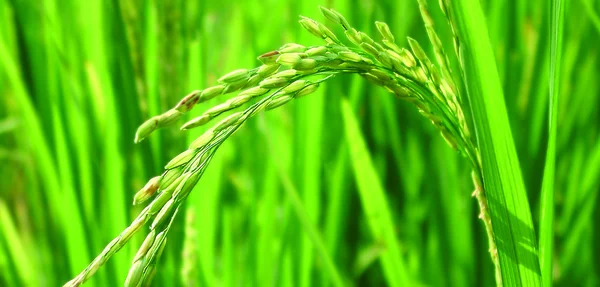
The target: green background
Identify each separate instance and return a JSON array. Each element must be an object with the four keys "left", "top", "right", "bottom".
[{"left": 0, "top": 0, "right": 598, "bottom": 286}]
